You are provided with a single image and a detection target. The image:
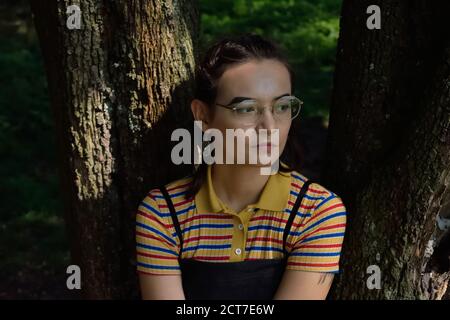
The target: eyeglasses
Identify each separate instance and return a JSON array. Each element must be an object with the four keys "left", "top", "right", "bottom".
[{"left": 215, "top": 95, "right": 303, "bottom": 126}]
